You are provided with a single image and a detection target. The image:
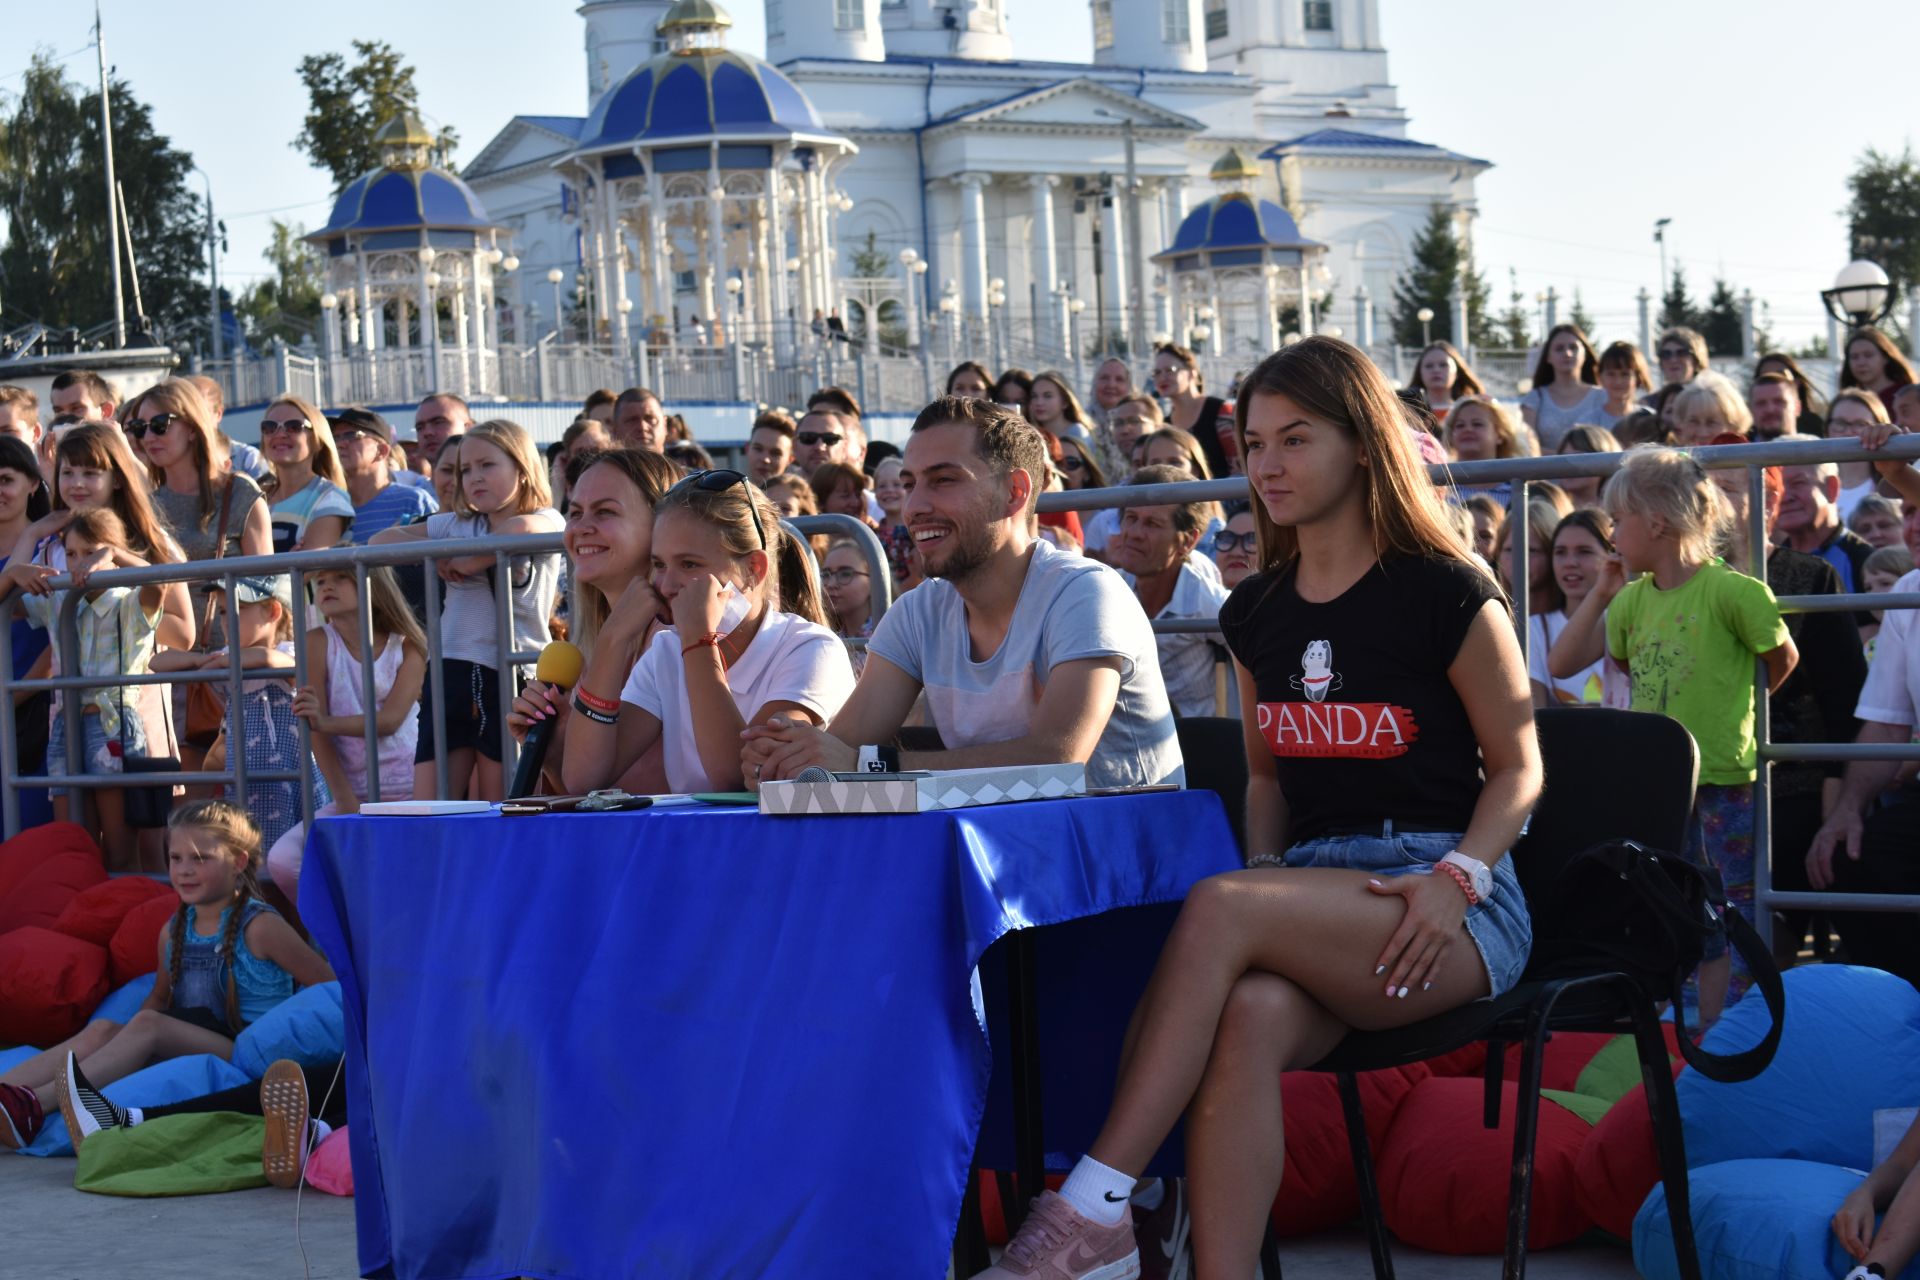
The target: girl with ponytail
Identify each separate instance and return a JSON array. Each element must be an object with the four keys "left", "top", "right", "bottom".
[
  {"left": 532, "top": 468, "right": 853, "bottom": 793},
  {"left": 0, "top": 800, "right": 333, "bottom": 1150}
]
